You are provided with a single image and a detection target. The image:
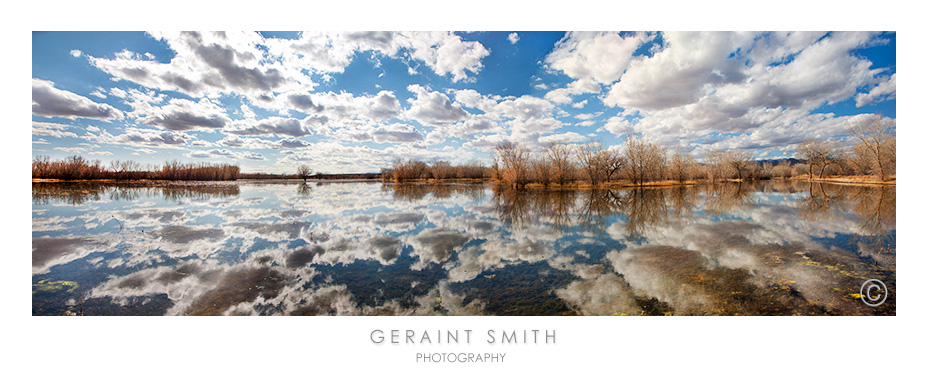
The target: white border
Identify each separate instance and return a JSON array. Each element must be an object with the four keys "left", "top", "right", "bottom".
[{"left": 7, "top": 1, "right": 923, "bottom": 373}]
